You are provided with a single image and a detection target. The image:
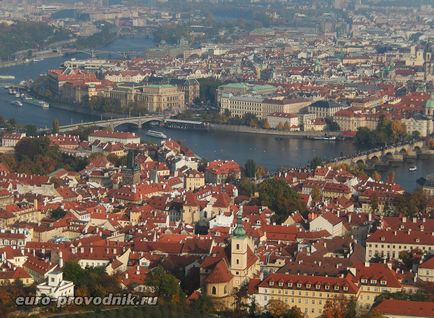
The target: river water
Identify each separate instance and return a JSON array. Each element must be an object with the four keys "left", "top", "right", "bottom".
[{"left": 0, "top": 36, "right": 432, "bottom": 190}]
